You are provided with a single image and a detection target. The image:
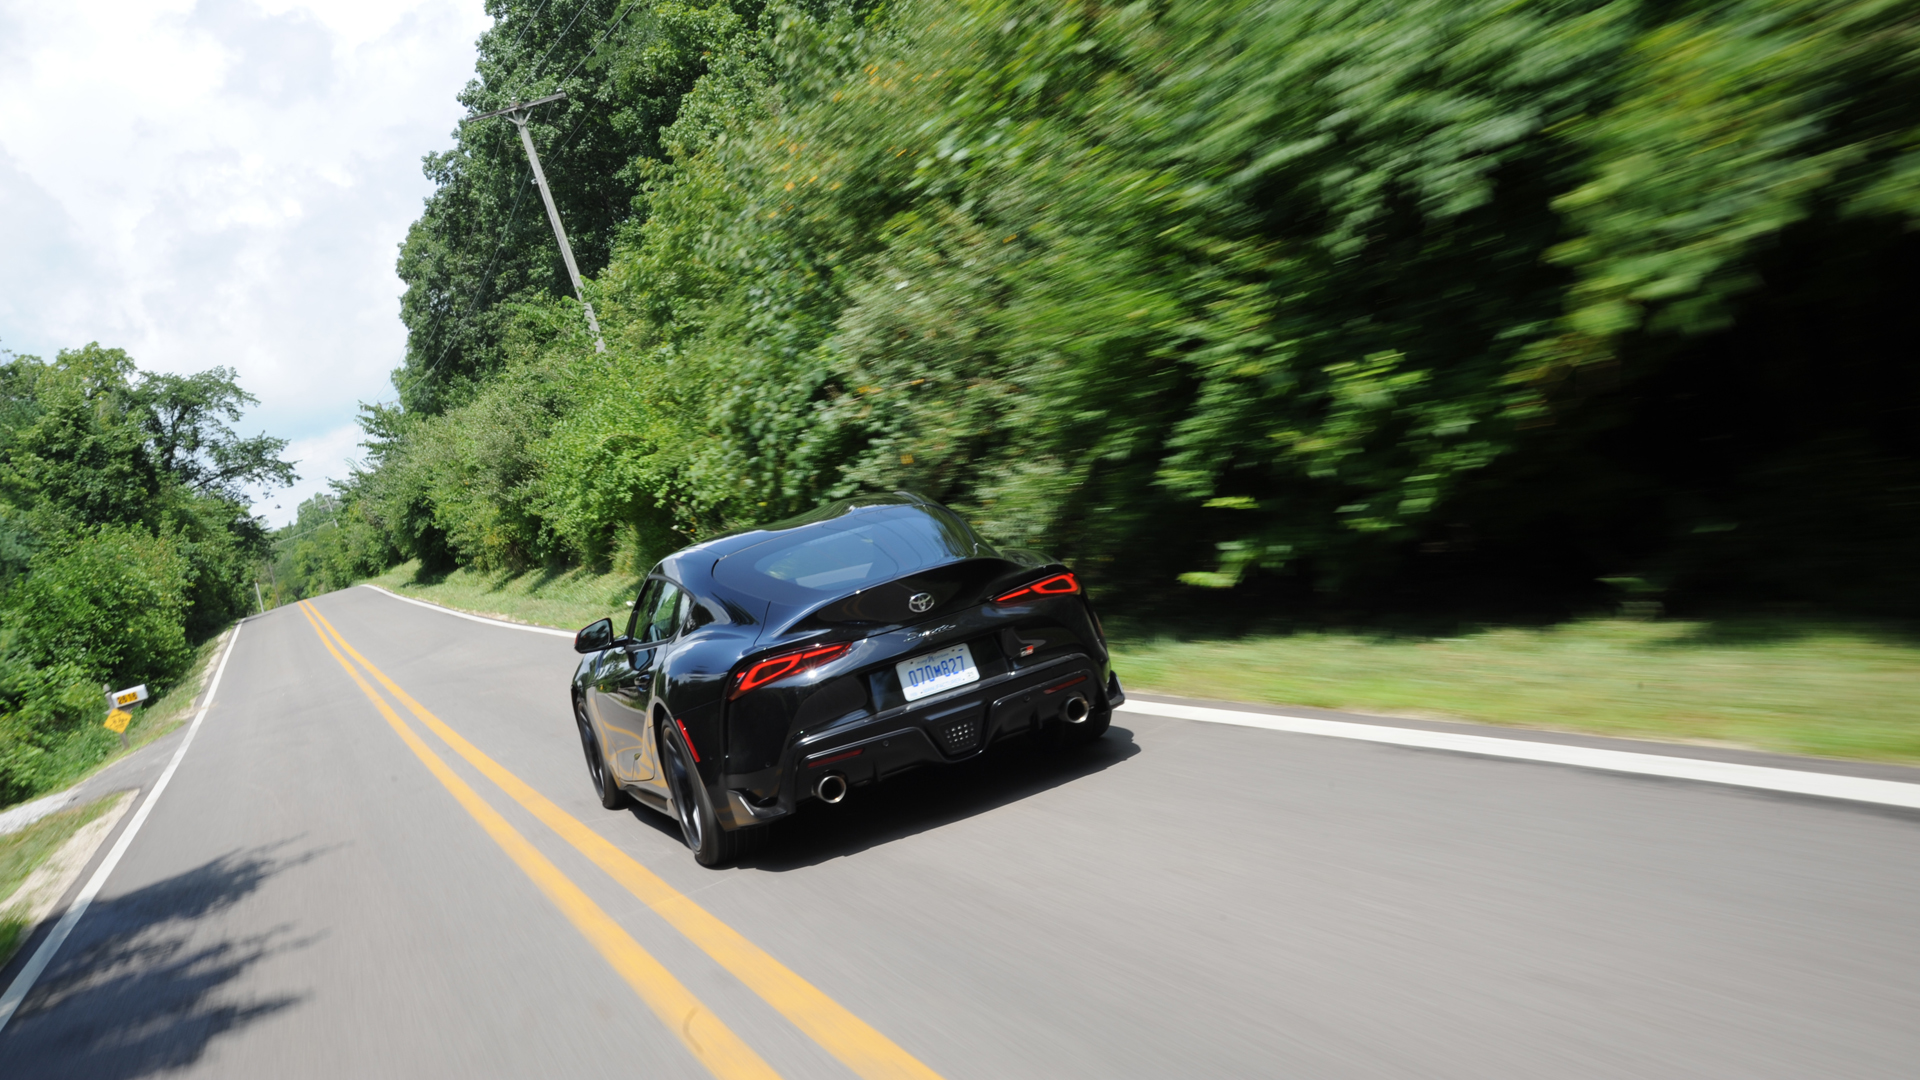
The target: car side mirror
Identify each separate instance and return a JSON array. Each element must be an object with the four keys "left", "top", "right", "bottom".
[{"left": 575, "top": 618, "right": 614, "bottom": 654}]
